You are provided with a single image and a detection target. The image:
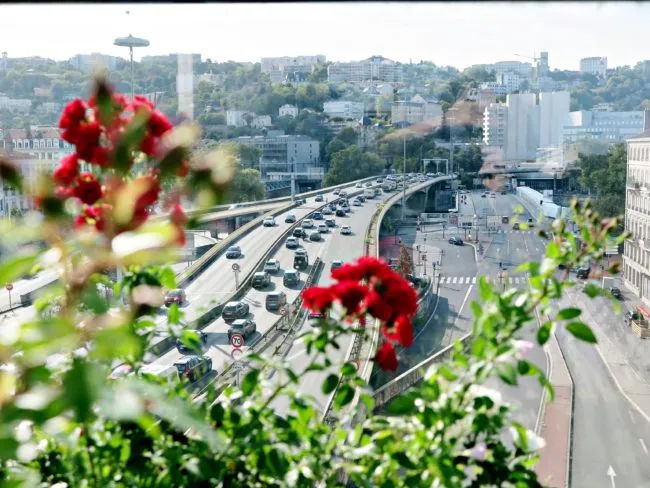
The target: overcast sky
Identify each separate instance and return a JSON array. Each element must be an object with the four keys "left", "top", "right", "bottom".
[{"left": 0, "top": 2, "right": 646, "bottom": 70}]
